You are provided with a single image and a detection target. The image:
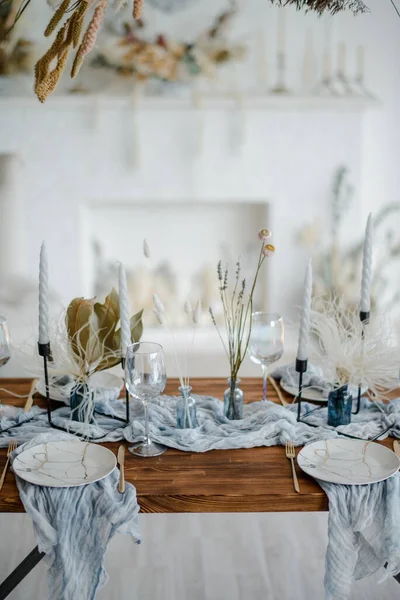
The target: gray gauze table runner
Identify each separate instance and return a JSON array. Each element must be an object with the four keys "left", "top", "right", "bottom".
[
  {"left": 1, "top": 371, "right": 400, "bottom": 600},
  {"left": 10, "top": 431, "right": 140, "bottom": 600}
]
